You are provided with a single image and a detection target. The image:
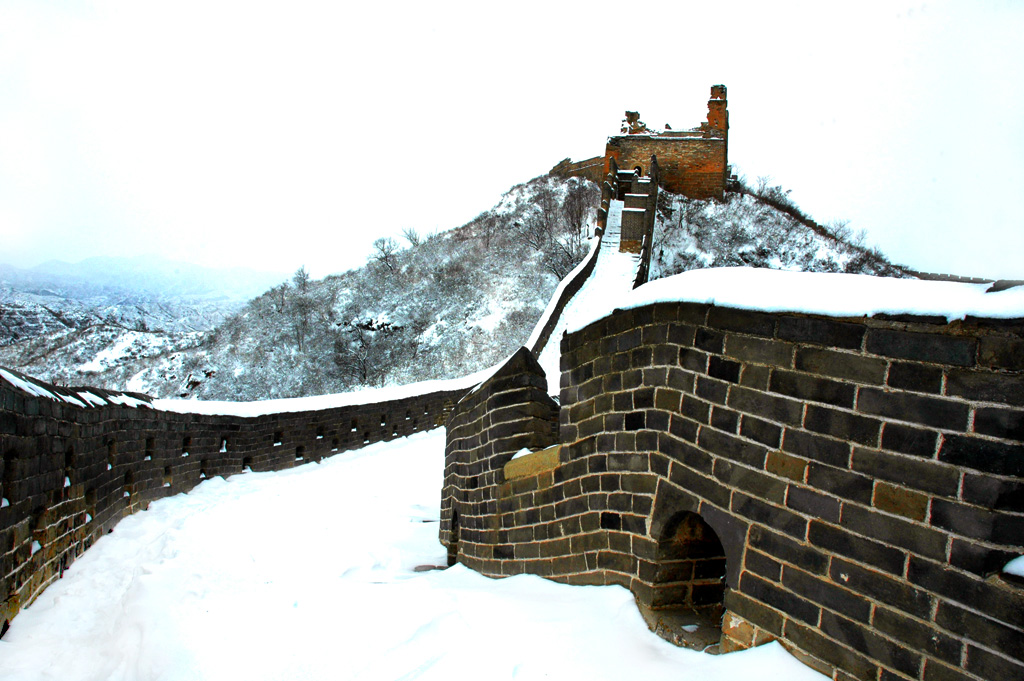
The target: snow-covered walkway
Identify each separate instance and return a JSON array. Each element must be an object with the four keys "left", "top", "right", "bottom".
[
  {"left": 0, "top": 429, "right": 823, "bottom": 681},
  {"left": 537, "top": 199, "right": 641, "bottom": 394}
]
